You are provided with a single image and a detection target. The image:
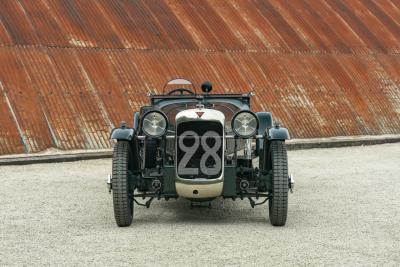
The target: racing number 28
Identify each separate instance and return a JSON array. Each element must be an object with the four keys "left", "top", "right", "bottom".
[{"left": 178, "top": 130, "right": 221, "bottom": 176}]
